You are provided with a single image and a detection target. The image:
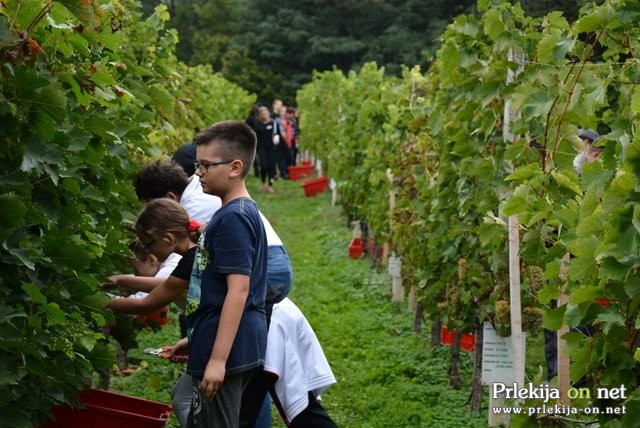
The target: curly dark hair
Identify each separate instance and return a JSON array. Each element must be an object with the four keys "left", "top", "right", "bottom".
[{"left": 134, "top": 161, "right": 190, "bottom": 201}]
